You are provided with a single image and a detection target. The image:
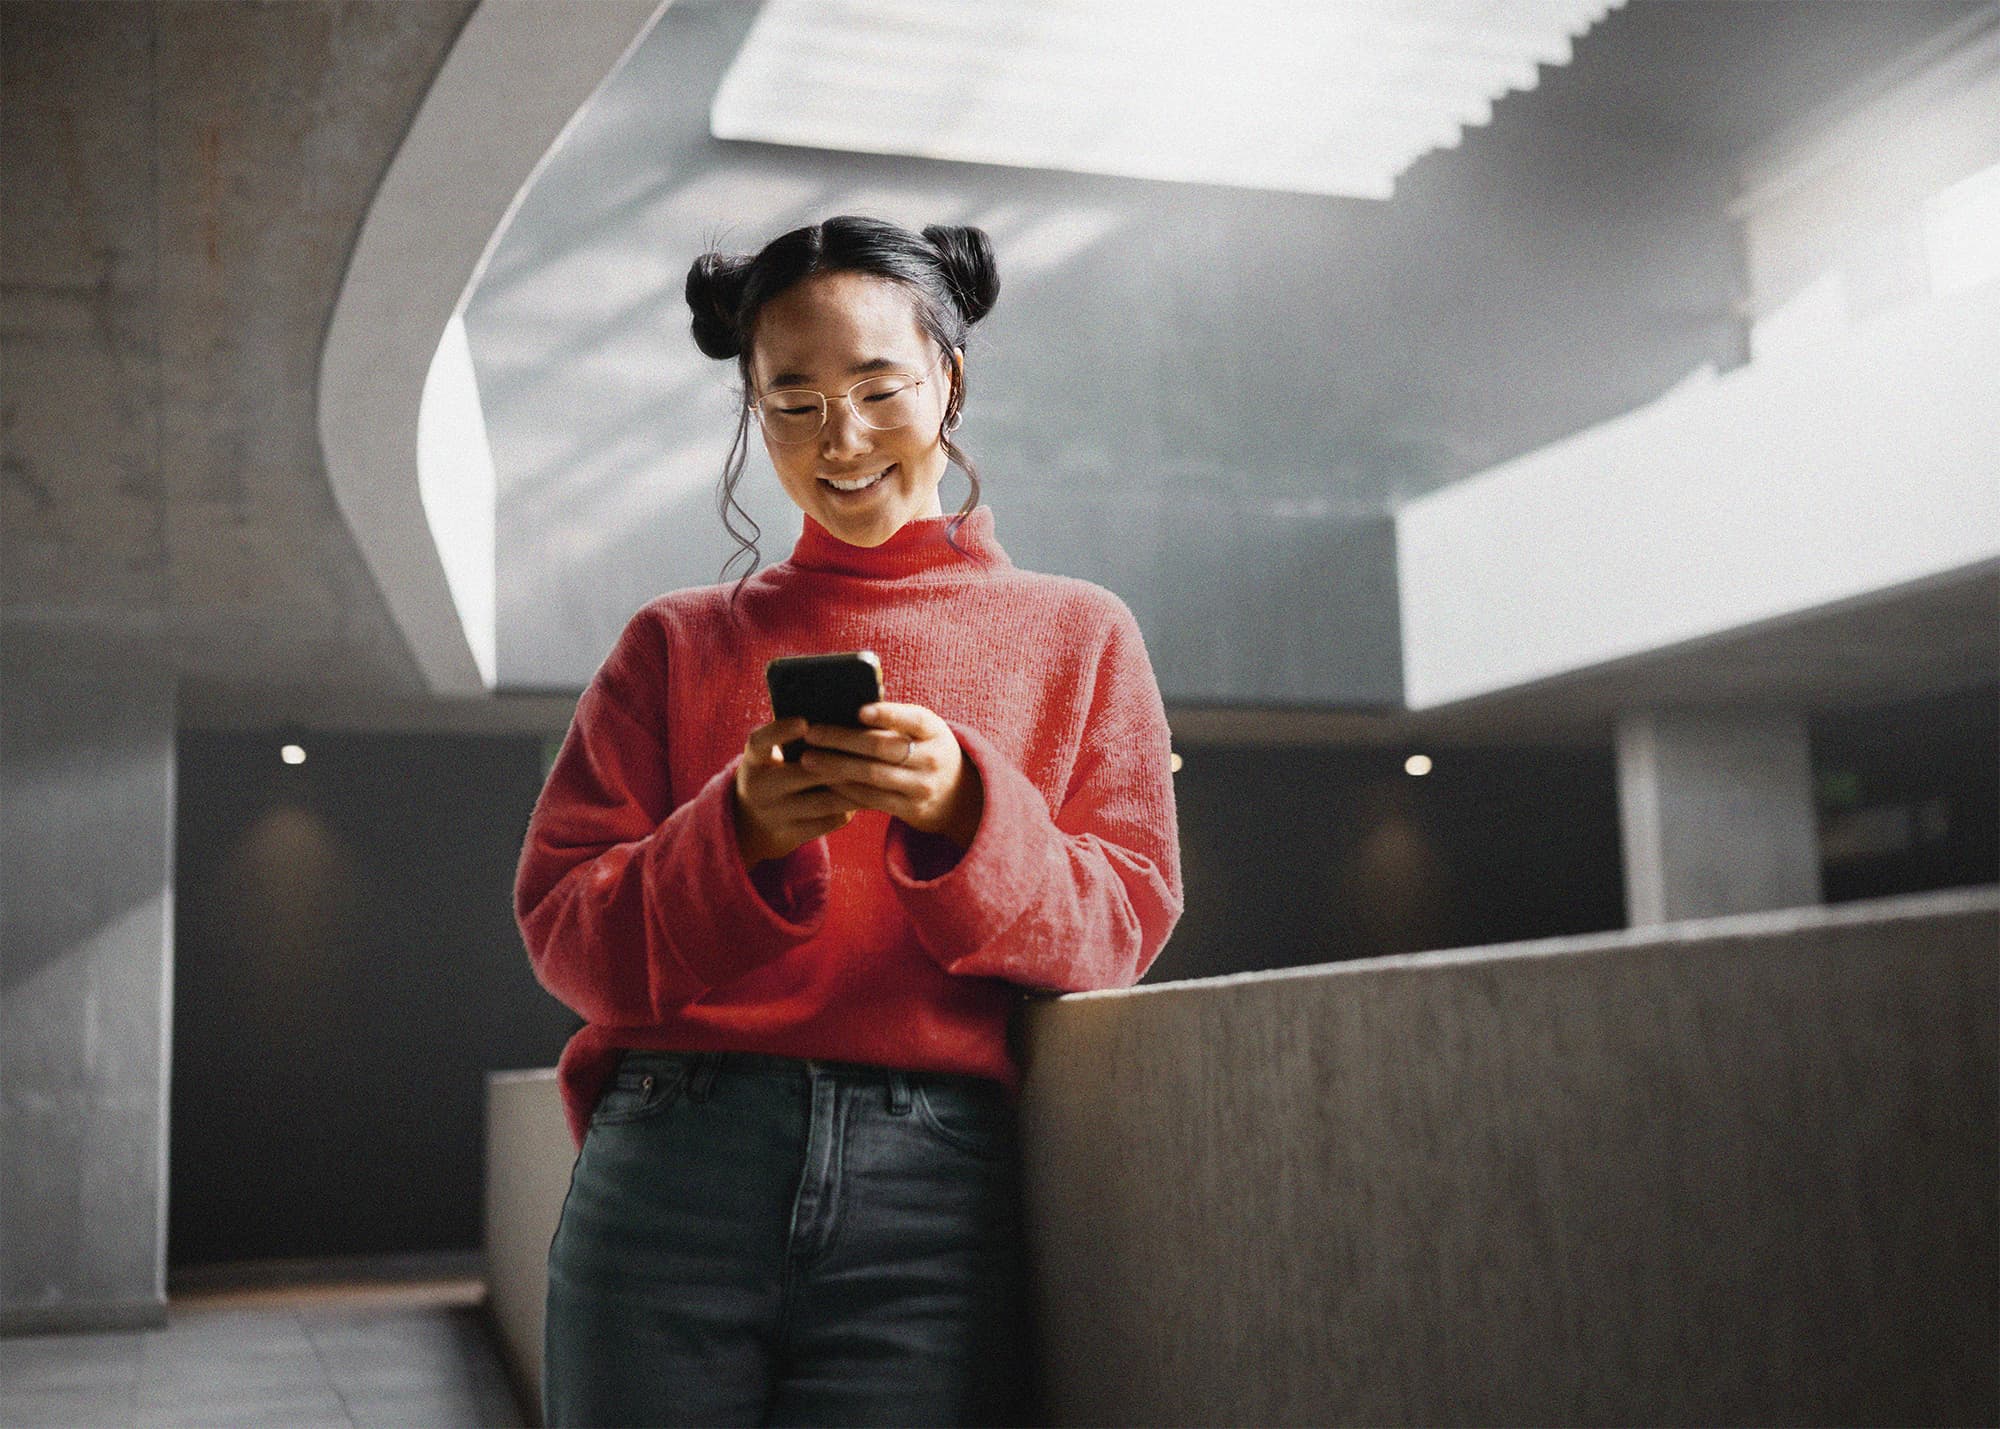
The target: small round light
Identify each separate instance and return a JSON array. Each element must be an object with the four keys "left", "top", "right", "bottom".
[
  {"left": 1404, "top": 753, "right": 1432, "bottom": 776},
  {"left": 281, "top": 744, "right": 306, "bottom": 766},
  {"left": 1169, "top": 751, "right": 1183, "bottom": 773}
]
